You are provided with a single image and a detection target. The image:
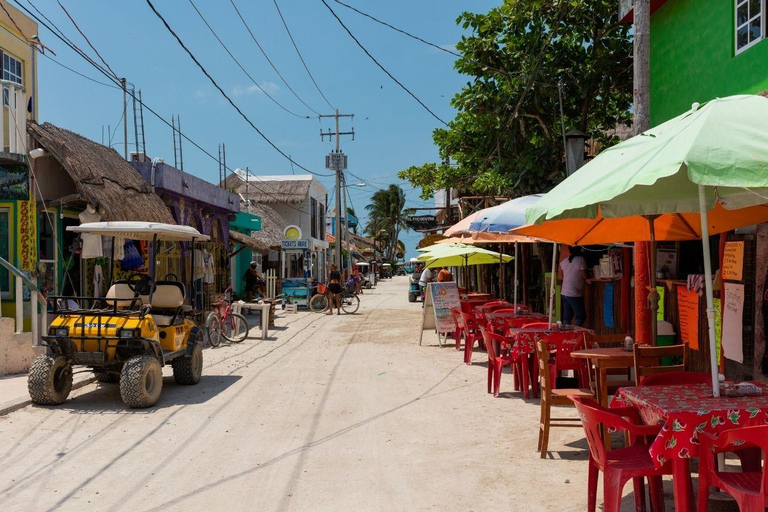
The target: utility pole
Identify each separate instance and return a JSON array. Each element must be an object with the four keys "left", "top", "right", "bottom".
[
  {"left": 320, "top": 109, "right": 354, "bottom": 271},
  {"left": 633, "top": 0, "right": 652, "bottom": 344},
  {"left": 121, "top": 78, "right": 128, "bottom": 160},
  {"left": 245, "top": 166, "right": 251, "bottom": 214},
  {"left": 342, "top": 173, "right": 351, "bottom": 275}
]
